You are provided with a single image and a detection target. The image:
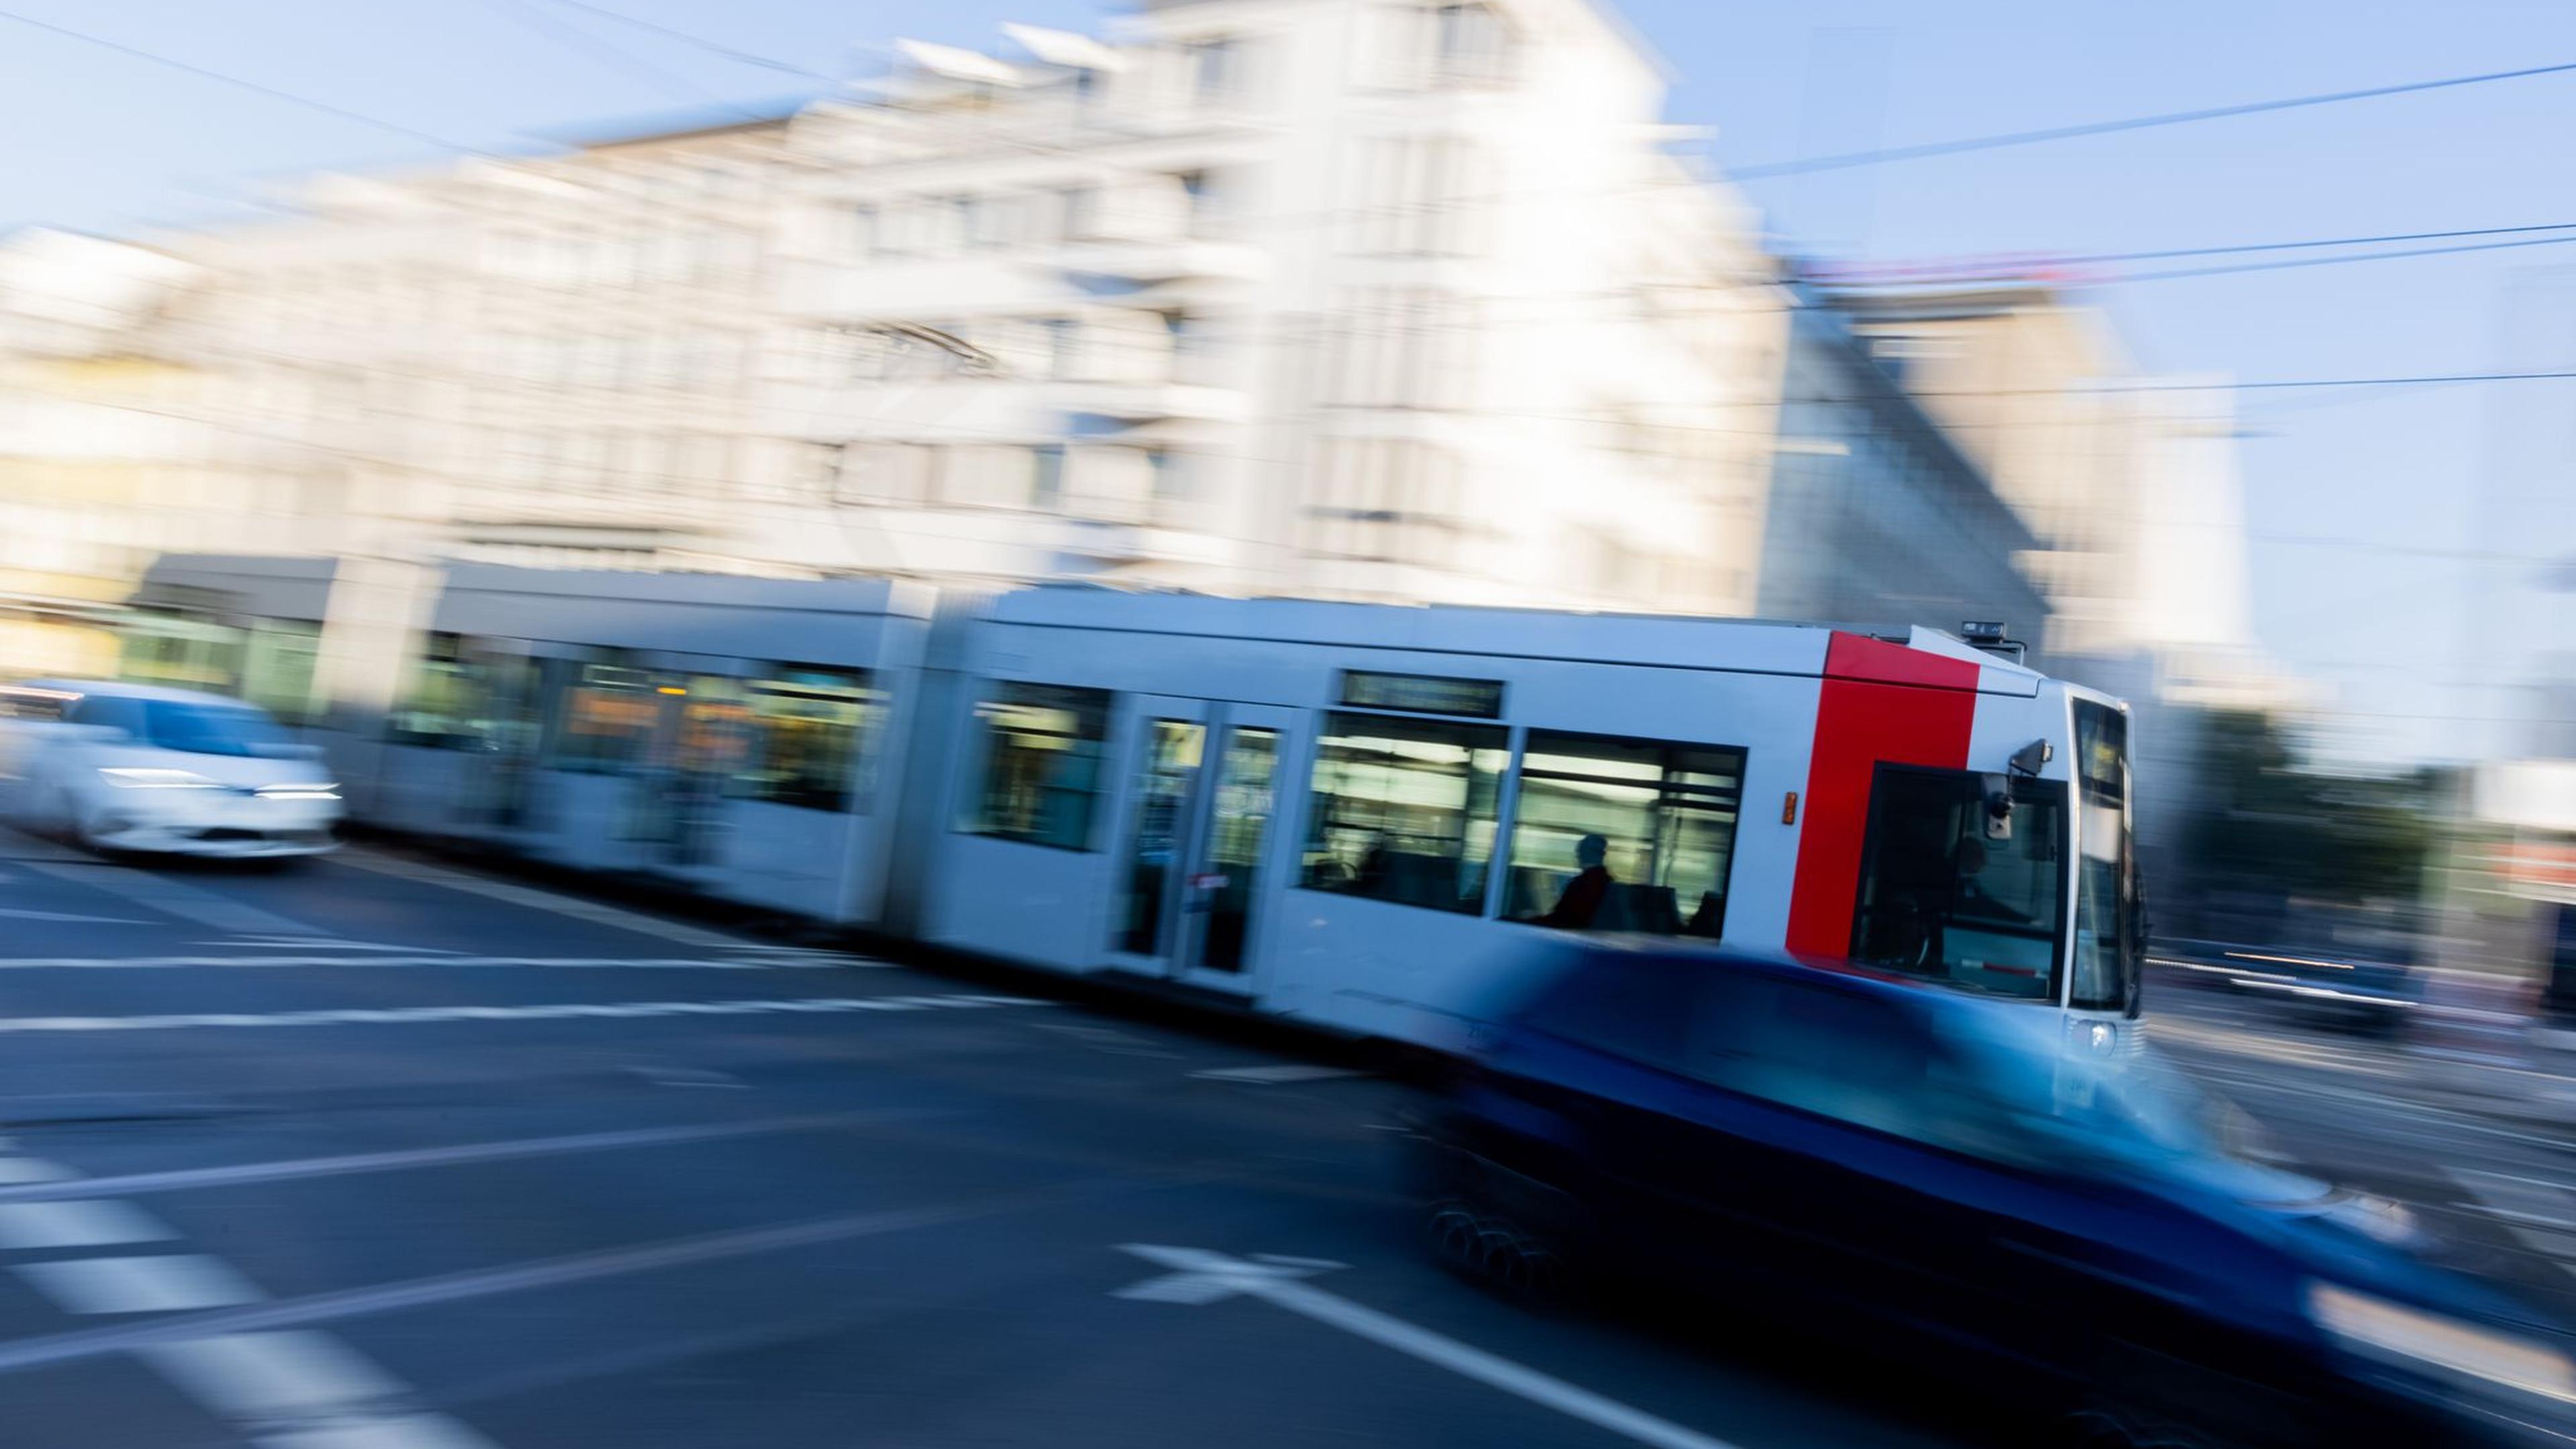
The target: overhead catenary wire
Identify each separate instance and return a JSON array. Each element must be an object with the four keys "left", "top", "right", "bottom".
[
  {"left": 531, "top": 0, "right": 840, "bottom": 83},
  {"left": 1730, "top": 57, "right": 2576, "bottom": 178},
  {"left": 0, "top": 5, "right": 496, "bottom": 158},
  {"left": 2039, "top": 219, "right": 2576, "bottom": 268},
  {"left": 476, "top": 0, "right": 788, "bottom": 126}
]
